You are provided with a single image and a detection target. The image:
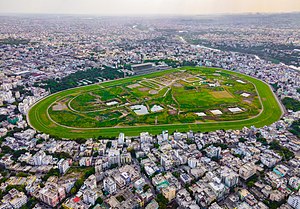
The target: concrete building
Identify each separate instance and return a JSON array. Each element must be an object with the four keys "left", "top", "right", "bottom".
[
  {"left": 205, "top": 145, "right": 221, "bottom": 159},
  {"left": 85, "top": 175, "right": 97, "bottom": 190},
  {"left": 103, "top": 177, "right": 117, "bottom": 195},
  {"left": 83, "top": 189, "right": 98, "bottom": 205},
  {"left": 134, "top": 178, "right": 146, "bottom": 191},
  {"left": 118, "top": 133, "right": 125, "bottom": 145},
  {"left": 39, "top": 183, "right": 66, "bottom": 207},
  {"left": 162, "top": 186, "right": 176, "bottom": 202},
  {"left": 221, "top": 168, "right": 239, "bottom": 188},
  {"left": 288, "top": 193, "right": 300, "bottom": 209},
  {"left": 58, "top": 159, "right": 71, "bottom": 174},
  {"left": 108, "top": 150, "right": 121, "bottom": 166},
  {"left": 3, "top": 189, "right": 28, "bottom": 209},
  {"left": 239, "top": 163, "right": 256, "bottom": 180},
  {"left": 188, "top": 158, "right": 198, "bottom": 168}
]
